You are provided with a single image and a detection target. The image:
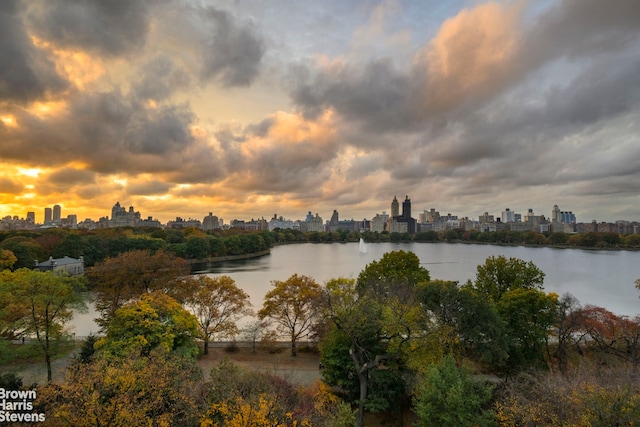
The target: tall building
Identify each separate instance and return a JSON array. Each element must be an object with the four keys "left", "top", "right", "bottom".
[
  {"left": 402, "top": 196, "right": 411, "bottom": 221},
  {"left": 388, "top": 195, "right": 416, "bottom": 234},
  {"left": 53, "top": 204, "right": 61, "bottom": 223},
  {"left": 502, "top": 208, "right": 516, "bottom": 223},
  {"left": 552, "top": 205, "right": 561, "bottom": 223},
  {"left": 44, "top": 207, "right": 52, "bottom": 224},
  {"left": 203, "top": 212, "right": 221, "bottom": 231},
  {"left": 391, "top": 196, "right": 399, "bottom": 218},
  {"left": 26, "top": 212, "right": 35, "bottom": 224}
]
